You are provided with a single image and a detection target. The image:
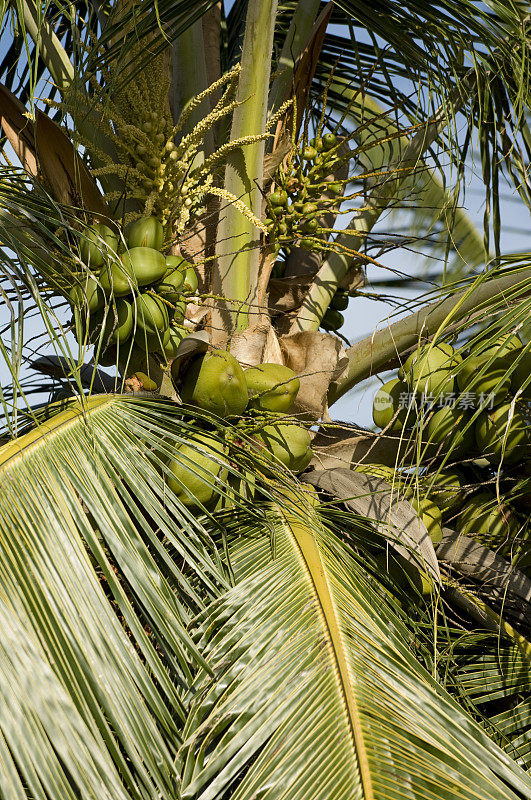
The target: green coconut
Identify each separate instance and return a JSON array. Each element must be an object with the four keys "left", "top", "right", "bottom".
[
  {"left": 99, "top": 258, "right": 135, "bottom": 297},
  {"left": 475, "top": 403, "right": 529, "bottom": 464},
  {"left": 372, "top": 378, "right": 411, "bottom": 431},
  {"left": 79, "top": 222, "right": 118, "bottom": 268},
  {"left": 166, "top": 433, "right": 228, "bottom": 508},
  {"left": 457, "top": 352, "right": 511, "bottom": 404},
  {"left": 126, "top": 216, "right": 164, "bottom": 250},
  {"left": 321, "top": 309, "right": 344, "bottom": 331},
  {"left": 244, "top": 363, "right": 300, "bottom": 413},
  {"left": 330, "top": 290, "right": 349, "bottom": 311},
  {"left": 100, "top": 247, "right": 167, "bottom": 296},
  {"left": 166, "top": 254, "right": 189, "bottom": 270},
  {"left": 173, "top": 300, "right": 188, "bottom": 324},
  {"left": 122, "top": 247, "right": 167, "bottom": 286},
  {"left": 375, "top": 552, "right": 434, "bottom": 597},
  {"left": 179, "top": 349, "right": 249, "bottom": 417},
  {"left": 183, "top": 267, "right": 198, "bottom": 294},
  {"left": 163, "top": 325, "right": 187, "bottom": 359},
  {"left": 102, "top": 299, "right": 133, "bottom": 344},
  {"left": 511, "top": 351, "right": 531, "bottom": 398},
  {"left": 424, "top": 470, "right": 462, "bottom": 511},
  {"left": 156, "top": 266, "right": 185, "bottom": 303},
  {"left": 69, "top": 275, "right": 104, "bottom": 313},
  {"left": 476, "top": 332, "right": 523, "bottom": 360},
  {"left": 134, "top": 326, "right": 171, "bottom": 352},
  {"left": 254, "top": 421, "right": 313, "bottom": 473},
  {"left": 134, "top": 292, "right": 169, "bottom": 336},
  {"left": 402, "top": 342, "right": 461, "bottom": 398},
  {"left": 425, "top": 405, "right": 475, "bottom": 458},
  {"left": 409, "top": 495, "right": 443, "bottom": 545},
  {"left": 458, "top": 491, "right": 519, "bottom": 548}
]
